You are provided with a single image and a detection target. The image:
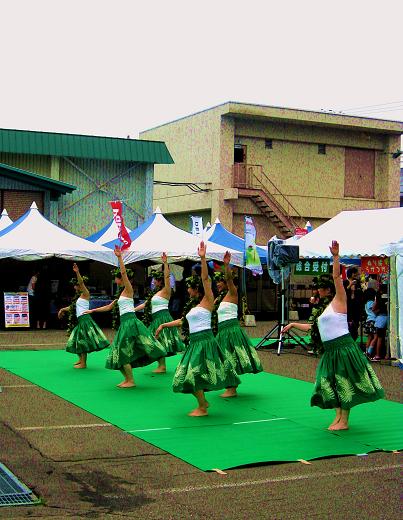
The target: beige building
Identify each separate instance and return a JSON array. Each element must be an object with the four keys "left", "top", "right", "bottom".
[{"left": 140, "top": 102, "right": 403, "bottom": 244}]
